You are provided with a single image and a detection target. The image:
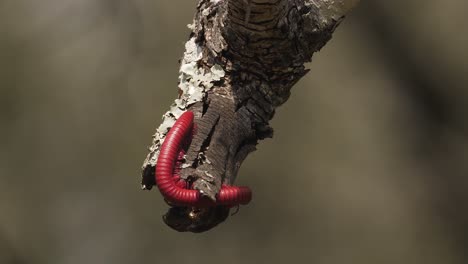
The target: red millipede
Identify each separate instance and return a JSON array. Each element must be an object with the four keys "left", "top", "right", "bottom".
[{"left": 155, "top": 111, "right": 252, "bottom": 207}]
